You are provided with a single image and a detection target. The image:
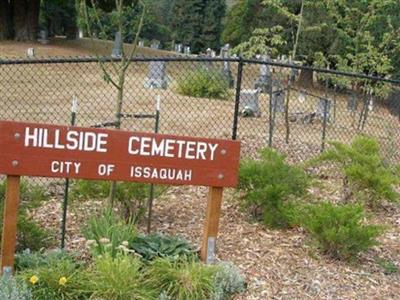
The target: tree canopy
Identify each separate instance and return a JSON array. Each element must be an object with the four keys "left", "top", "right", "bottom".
[{"left": 226, "top": 0, "right": 400, "bottom": 81}]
